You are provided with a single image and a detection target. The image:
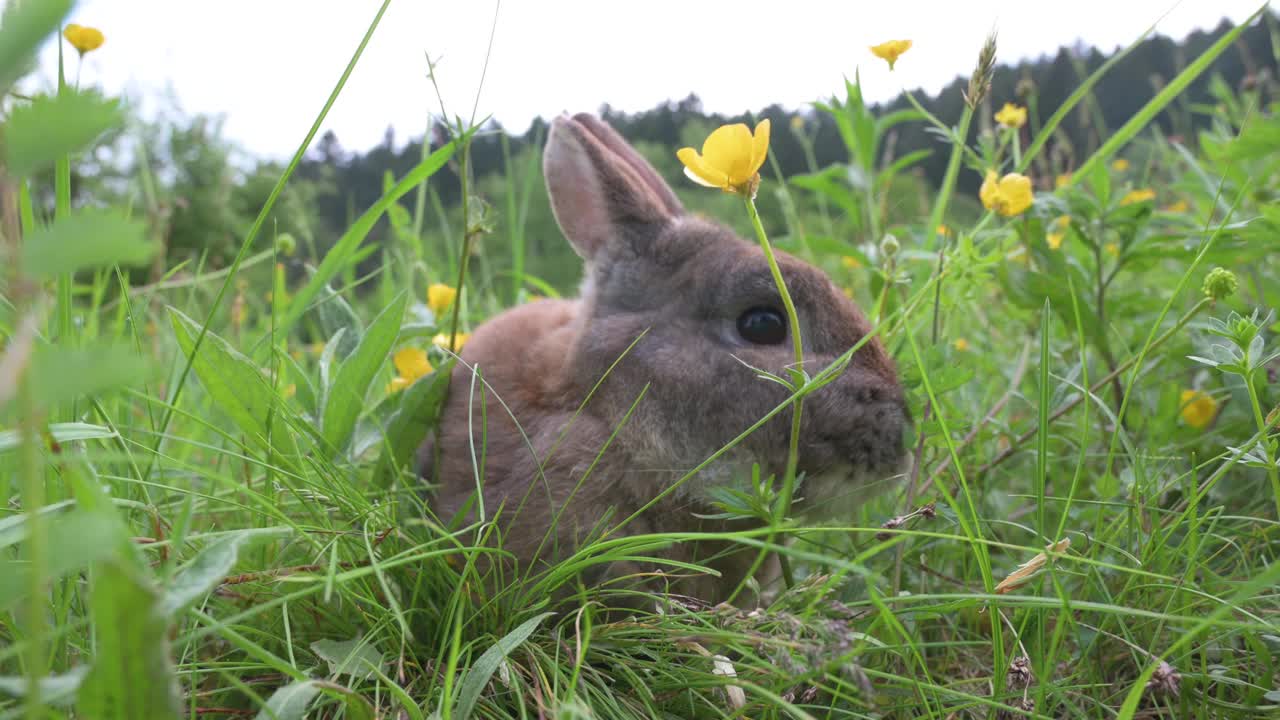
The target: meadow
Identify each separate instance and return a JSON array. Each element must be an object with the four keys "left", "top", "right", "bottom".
[{"left": 2, "top": 2, "right": 1279, "bottom": 718}]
